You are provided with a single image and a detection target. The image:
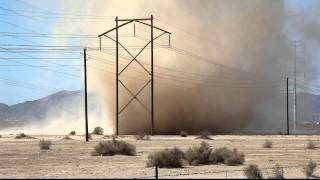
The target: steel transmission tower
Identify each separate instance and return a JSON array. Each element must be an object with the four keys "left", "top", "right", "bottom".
[{"left": 98, "top": 15, "right": 171, "bottom": 135}]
